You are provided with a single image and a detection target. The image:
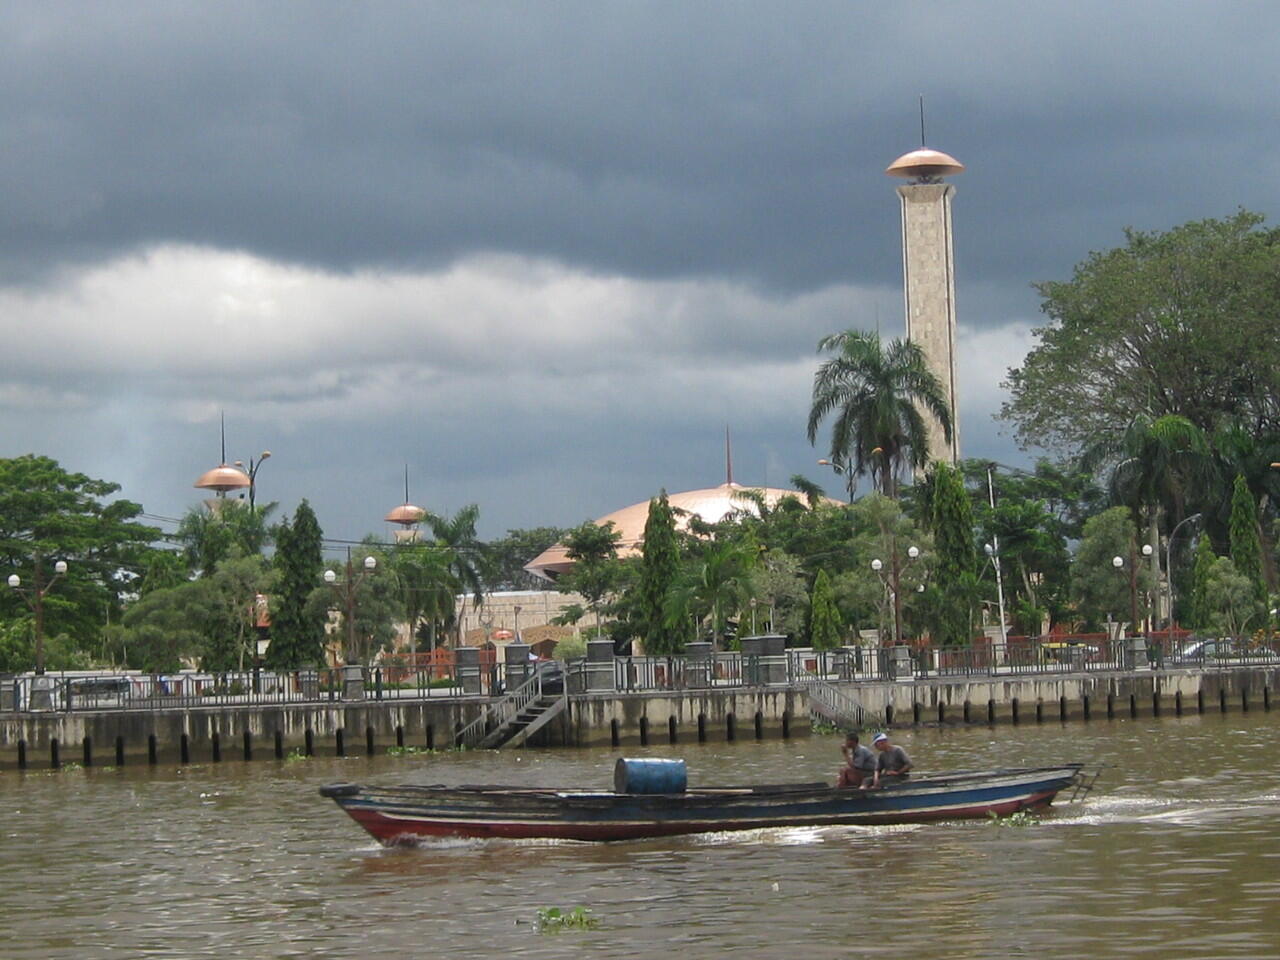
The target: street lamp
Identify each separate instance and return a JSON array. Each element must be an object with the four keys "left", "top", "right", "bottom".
[
  {"left": 324, "top": 552, "right": 377, "bottom": 663},
  {"left": 233, "top": 451, "right": 271, "bottom": 511},
  {"left": 1113, "top": 543, "right": 1153, "bottom": 637},
  {"left": 1165, "top": 513, "right": 1202, "bottom": 648},
  {"left": 8, "top": 558, "right": 68, "bottom": 677},
  {"left": 871, "top": 545, "right": 920, "bottom": 645},
  {"left": 817, "top": 458, "right": 856, "bottom": 502},
  {"left": 983, "top": 543, "right": 1009, "bottom": 645}
]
